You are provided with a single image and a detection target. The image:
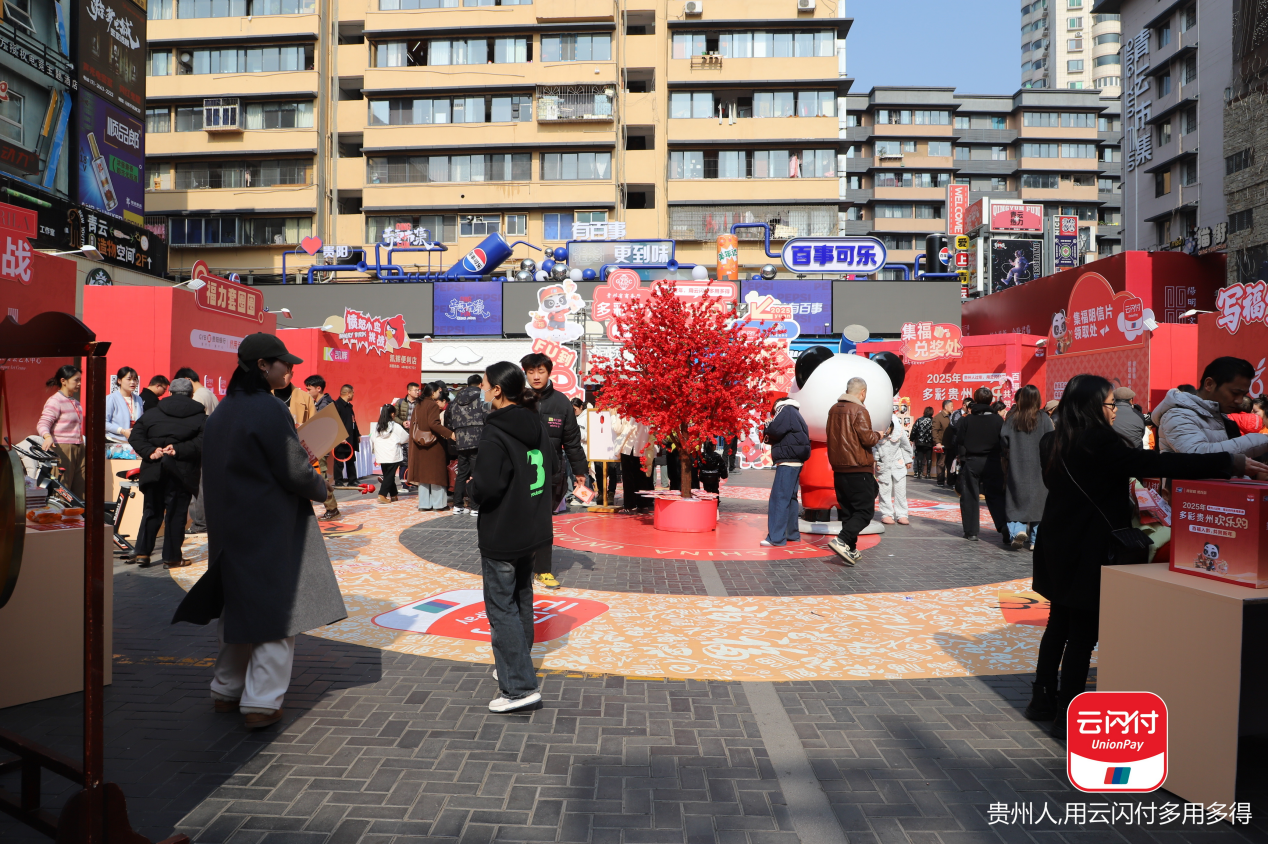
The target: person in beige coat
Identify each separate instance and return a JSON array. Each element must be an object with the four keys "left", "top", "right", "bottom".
[{"left": 407, "top": 385, "right": 455, "bottom": 510}]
